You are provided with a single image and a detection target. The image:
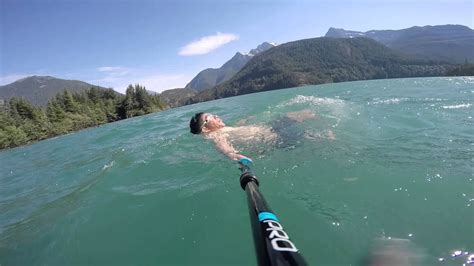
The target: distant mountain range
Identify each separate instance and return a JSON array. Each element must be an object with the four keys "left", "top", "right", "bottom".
[
  {"left": 2, "top": 25, "right": 472, "bottom": 109},
  {"left": 158, "top": 42, "right": 275, "bottom": 107},
  {"left": 325, "top": 25, "right": 474, "bottom": 63},
  {"left": 185, "top": 42, "right": 276, "bottom": 92},
  {"left": 189, "top": 37, "right": 456, "bottom": 103},
  {"left": 0, "top": 76, "right": 111, "bottom": 106}
]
